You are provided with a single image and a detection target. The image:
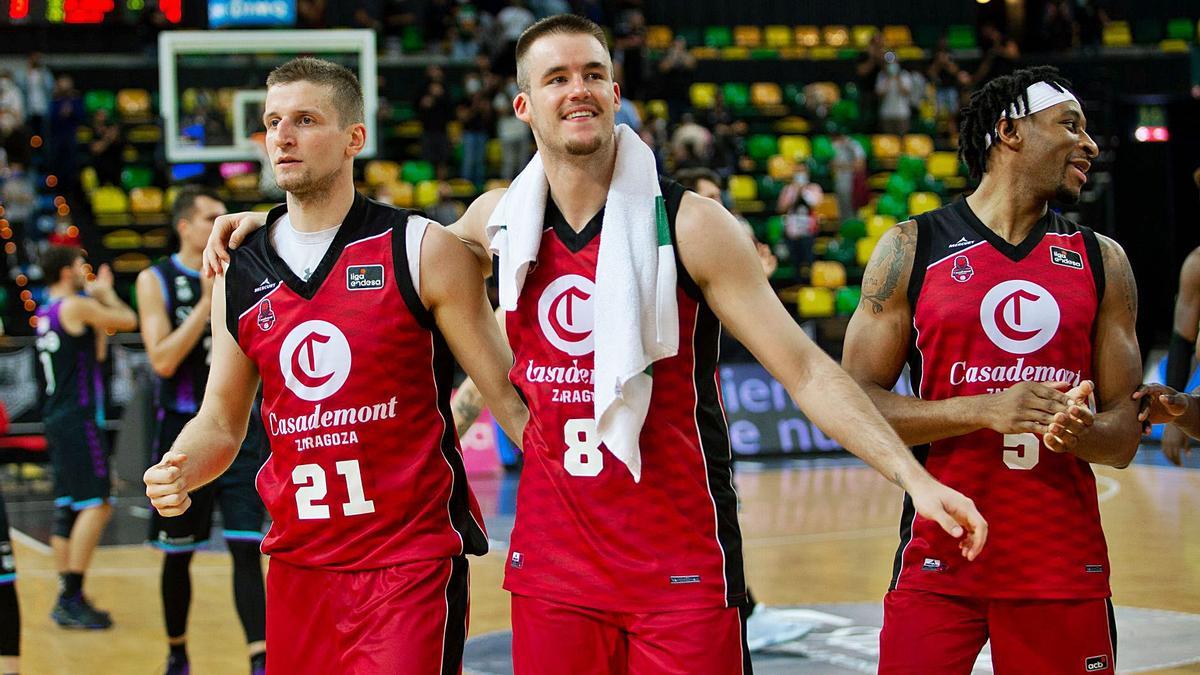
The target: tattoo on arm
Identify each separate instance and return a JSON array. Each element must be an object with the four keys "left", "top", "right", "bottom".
[
  {"left": 1101, "top": 236, "right": 1138, "bottom": 317},
  {"left": 860, "top": 225, "right": 913, "bottom": 314},
  {"left": 452, "top": 383, "right": 485, "bottom": 437}
]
